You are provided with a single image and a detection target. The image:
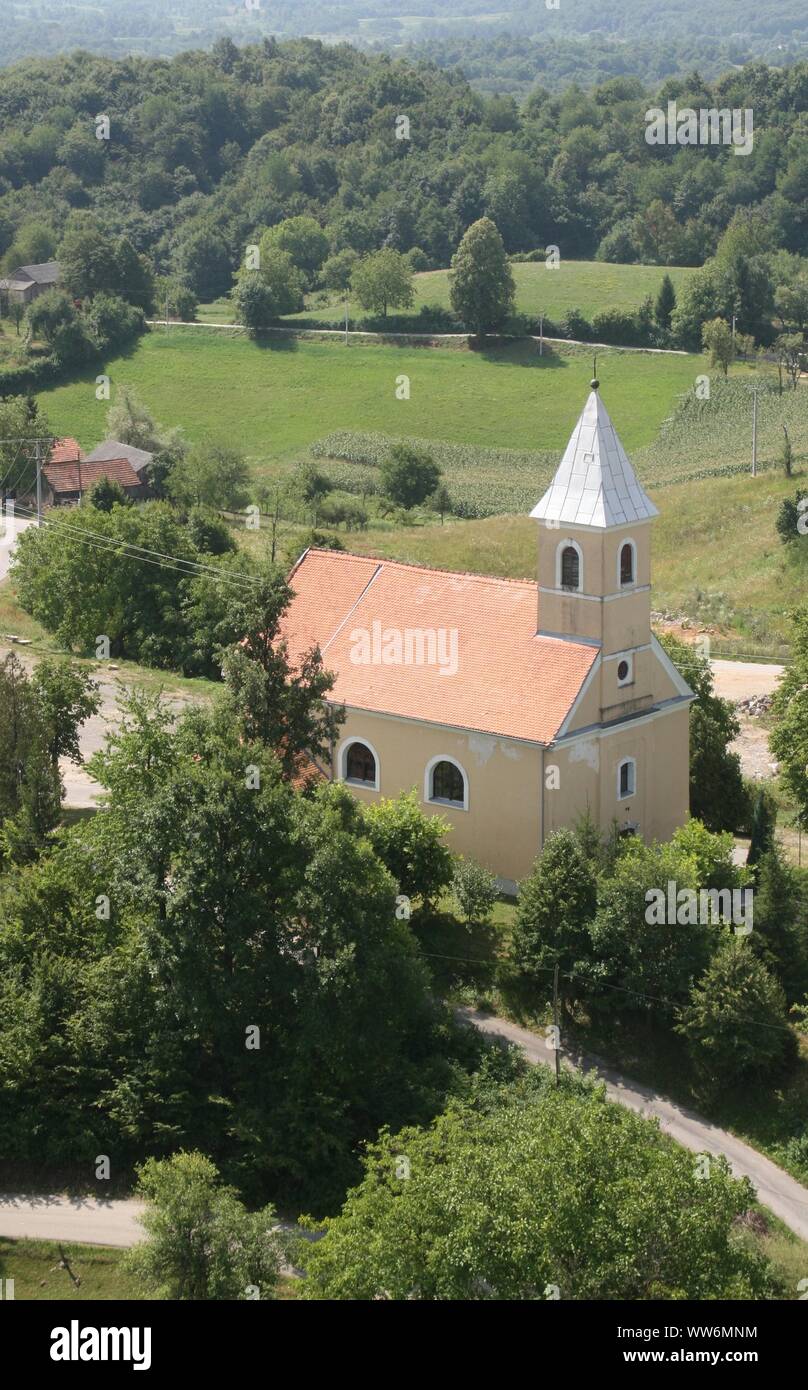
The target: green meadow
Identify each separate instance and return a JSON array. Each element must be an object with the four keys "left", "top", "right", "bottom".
[
  {"left": 38, "top": 331, "right": 700, "bottom": 474},
  {"left": 287, "top": 258, "right": 698, "bottom": 327}
]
